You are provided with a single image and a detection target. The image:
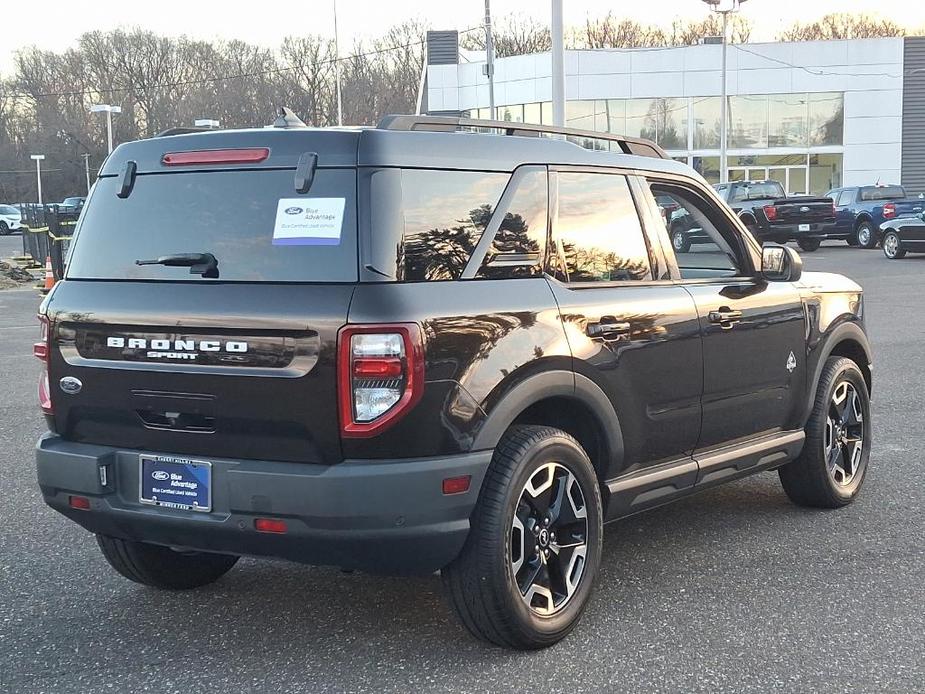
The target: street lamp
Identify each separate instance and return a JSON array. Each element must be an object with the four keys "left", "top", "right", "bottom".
[
  {"left": 90, "top": 104, "right": 122, "bottom": 153},
  {"left": 30, "top": 155, "right": 45, "bottom": 205},
  {"left": 701, "top": 0, "right": 748, "bottom": 184}
]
